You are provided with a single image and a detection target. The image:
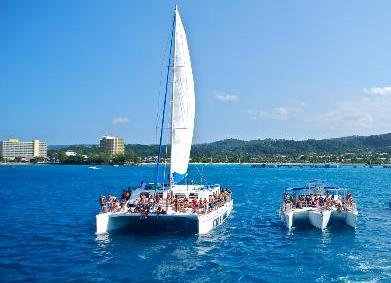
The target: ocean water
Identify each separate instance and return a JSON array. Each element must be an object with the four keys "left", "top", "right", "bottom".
[{"left": 0, "top": 164, "right": 390, "bottom": 282}]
